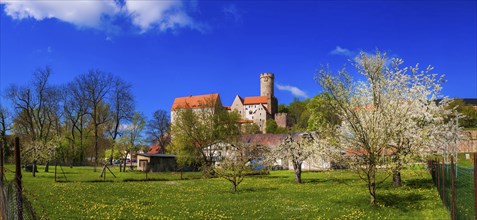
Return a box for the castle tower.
[260,73,274,97]
[260,73,277,116]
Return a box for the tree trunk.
[44,161,49,172]
[368,165,376,206]
[294,162,302,183]
[129,149,133,170]
[32,161,37,177]
[94,124,99,172]
[123,155,127,172]
[392,170,402,187]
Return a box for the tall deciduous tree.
[306,93,340,135]
[63,82,91,165]
[6,67,61,176]
[107,77,134,165]
[74,70,112,171]
[317,51,451,205]
[170,98,241,176]
[146,109,170,154]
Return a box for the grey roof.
[137,153,176,158]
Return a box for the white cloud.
[276,83,309,99]
[0,0,204,33]
[330,46,354,57]
[124,0,199,32]
[1,0,119,28]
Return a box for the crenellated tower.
[260,73,278,116]
[260,73,274,97]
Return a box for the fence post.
[474,152,477,220]
[14,137,23,220]
[437,160,440,198]
[0,142,3,184]
[442,157,445,203]
[451,157,456,220]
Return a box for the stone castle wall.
[275,113,288,128]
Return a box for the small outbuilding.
[136,153,177,172]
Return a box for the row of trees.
[0,67,171,175]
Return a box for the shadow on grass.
[239,186,279,193]
[403,178,435,189]
[302,178,357,185]
[123,178,168,182]
[378,192,425,212]
[85,179,115,183]
[251,175,288,179]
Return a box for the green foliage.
[265,119,288,134]
[4,165,448,219]
[104,148,122,161]
[306,93,340,133]
[288,98,310,130]
[265,119,278,133]
[241,123,261,134]
[446,99,477,128]
[278,104,289,113]
[170,102,241,173]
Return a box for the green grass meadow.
[3,165,449,219]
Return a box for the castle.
[171,73,287,132]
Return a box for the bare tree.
[74,70,112,171]
[106,77,134,165]
[0,105,12,182]
[6,67,61,176]
[63,83,91,166]
[146,109,170,154]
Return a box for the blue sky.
[1,0,476,119]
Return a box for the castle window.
[252,116,254,119]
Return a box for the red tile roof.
[239,119,254,124]
[224,106,231,110]
[171,93,220,110]
[243,96,268,105]
[148,145,162,154]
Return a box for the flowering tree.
[215,142,269,192]
[317,51,452,205]
[271,132,323,183]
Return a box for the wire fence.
[0,137,38,220]
[428,154,476,220]
[1,181,38,220]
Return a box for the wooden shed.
[136,153,177,172]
